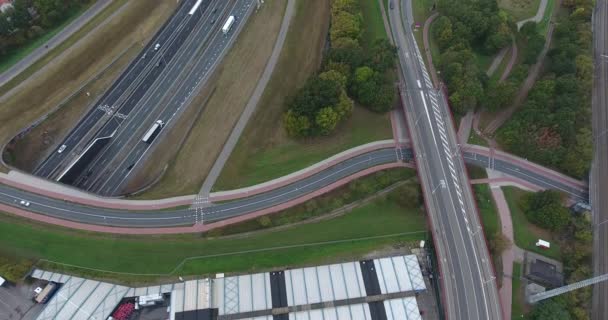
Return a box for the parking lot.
[0,280,46,320]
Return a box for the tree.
[368,39,396,72]
[330,11,361,43]
[331,0,359,14]
[482,80,516,112]
[319,69,347,89]
[334,91,354,119]
[315,107,340,135]
[529,299,571,320]
[561,127,592,177]
[523,190,570,231]
[283,110,310,137]
[524,33,545,64]
[332,36,359,49]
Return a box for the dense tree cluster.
[497,0,593,178]
[523,190,569,231]
[520,188,593,319]
[433,0,514,114]
[0,0,92,56]
[284,0,397,137]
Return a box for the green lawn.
[474,184,500,238]
[0,4,94,74]
[359,0,388,48]
[538,0,555,36]
[0,196,426,281]
[468,131,490,147]
[467,165,488,180]
[502,186,562,260]
[498,0,542,22]
[511,262,528,319]
[411,0,435,25]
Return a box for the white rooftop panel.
[36,277,84,320]
[377,257,401,294]
[303,267,321,304]
[238,275,253,312]
[251,273,270,311]
[134,286,147,297]
[161,283,174,293]
[71,282,113,320]
[31,269,43,279]
[212,277,225,314]
[404,255,426,291]
[125,287,135,297]
[317,265,335,301]
[39,271,51,281]
[89,284,129,320]
[249,317,272,320]
[391,256,413,292]
[54,279,100,320]
[183,280,198,311]
[197,279,210,310]
[403,296,423,320]
[146,285,161,295]
[343,262,365,299]
[58,274,71,283]
[171,287,185,313]
[384,298,407,320]
[49,272,62,283]
[289,303,372,320]
[308,309,323,319]
[329,264,347,300]
[287,269,307,306]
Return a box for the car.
[210,19,215,25]
[19,200,30,207]
[57,144,67,153]
[154,43,161,51]
[34,287,43,295]
[390,1,394,9]
[212,8,217,14]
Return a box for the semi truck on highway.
[142,120,164,143]
[222,15,235,34]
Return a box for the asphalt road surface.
[388,0,502,319]
[34,0,199,178]
[591,0,608,318]
[33,0,255,197]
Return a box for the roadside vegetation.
[503,187,593,319]
[497,0,593,178]
[498,0,541,22]
[283,0,397,137]
[215,0,393,191]
[0,0,95,73]
[209,168,420,236]
[511,262,526,318]
[432,0,514,115]
[0,182,426,283]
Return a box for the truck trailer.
[142,120,164,143]
[222,15,235,34]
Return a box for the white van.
[58,145,67,153]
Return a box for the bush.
[523,190,570,231]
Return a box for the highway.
[591,0,608,318]
[81,0,255,196]
[33,0,255,196]
[388,0,502,318]
[34,0,199,178]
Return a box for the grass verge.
[0,189,426,283]
[473,183,503,286]
[538,0,555,36]
[511,261,527,319]
[502,186,561,260]
[128,0,287,198]
[0,3,94,74]
[498,0,542,22]
[359,0,389,47]
[214,0,392,191]
[468,131,490,147]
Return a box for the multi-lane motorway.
[33,0,255,196]
[388,0,502,318]
[591,0,608,318]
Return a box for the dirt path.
[484,22,555,135]
[423,12,440,87]
[487,46,509,77]
[500,37,518,82]
[516,0,549,30]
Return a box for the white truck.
[222,15,235,34]
[142,120,164,143]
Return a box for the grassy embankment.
[0,184,426,283]
[502,186,561,260]
[511,261,528,319]
[214,0,392,191]
[127,0,288,197]
[0,2,95,74]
